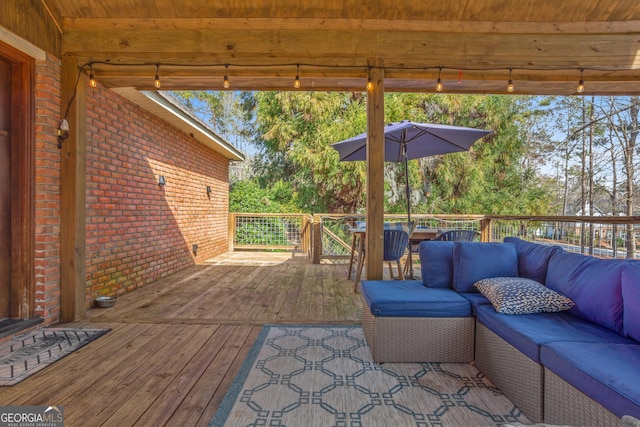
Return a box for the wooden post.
[228,212,236,251]
[60,55,87,321]
[480,217,492,242]
[365,63,385,280]
[312,214,322,264]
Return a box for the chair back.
[435,229,480,242]
[383,229,409,261]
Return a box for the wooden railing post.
[228,213,236,251]
[480,217,492,242]
[312,214,322,264]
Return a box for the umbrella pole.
[404,155,415,279]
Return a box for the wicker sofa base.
[475,321,544,423]
[361,304,474,363]
[544,367,621,427]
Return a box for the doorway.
[0,41,35,323]
[0,57,11,319]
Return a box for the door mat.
[0,328,110,386]
[211,325,529,427]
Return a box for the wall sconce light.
[192,244,198,255]
[57,119,69,149]
[158,175,166,186]
[206,186,212,197]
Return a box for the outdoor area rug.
[211,325,530,427]
[0,328,110,386]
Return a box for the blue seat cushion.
[503,237,562,284]
[361,280,471,317]
[452,242,518,293]
[476,304,635,363]
[541,342,640,418]
[622,262,640,341]
[546,250,626,334]
[419,240,455,288]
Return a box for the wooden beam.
[60,54,86,321]
[365,62,385,282]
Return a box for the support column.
[60,54,86,321]
[365,62,385,281]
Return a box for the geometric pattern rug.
[0,328,110,386]
[210,325,530,427]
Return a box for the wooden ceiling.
[43,0,640,94]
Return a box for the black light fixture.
[192,244,198,255]
[158,175,166,186]
[206,185,212,197]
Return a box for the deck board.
[0,252,364,426]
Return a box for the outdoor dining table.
[347,226,439,282]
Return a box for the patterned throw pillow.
[474,277,575,315]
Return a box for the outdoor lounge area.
[4,1,640,426]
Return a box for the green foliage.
[191,90,555,215]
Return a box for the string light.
[435,67,443,92]
[577,68,585,93]
[74,61,617,93]
[294,64,301,88]
[88,63,97,88]
[507,67,515,93]
[154,63,161,89]
[223,64,230,89]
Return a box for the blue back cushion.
[546,251,625,334]
[419,241,455,288]
[622,262,640,341]
[452,242,518,293]
[503,237,562,284]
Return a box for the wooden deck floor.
[0,252,365,426]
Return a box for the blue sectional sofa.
[359,237,640,426]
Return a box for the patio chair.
[383,229,410,280]
[354,229,409,291]
[434,229,480,242]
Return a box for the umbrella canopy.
[331,120,492,278]
[331,120,493,163]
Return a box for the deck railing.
[229,212,640,261]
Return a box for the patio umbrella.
[331,120,492,277]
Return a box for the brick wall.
[34,53,62,324]
[85,86,230,304]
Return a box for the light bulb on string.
[88,63,97,88]
[435,67,443,92]
[507,67,515,93]
[154,63,161,89]
[294,64,301,89]
[223,64,230,89]
[577,68,585,93]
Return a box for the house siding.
[34,53,62,324]
[84,85,230,304]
